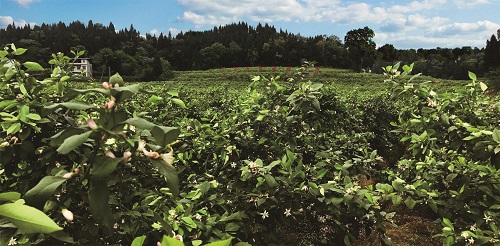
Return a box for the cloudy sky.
[1,0,499,49]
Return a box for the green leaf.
[151,126,180,148]
[13,48,27,56]
[0,192,21,202]
[20,84,28,96]
[264,174,278,187]
[151,159,179,197]
[112,84,141,102]
[88,179,113,227]
[234,243,252,246]
[26,113,41,121]
[167,90,179,97]
[181,217,197,229]
[91,156,123,180]
[131,235,147,246]
[442,218,454,231]
[171,98,186,109]
[0,49,8,58]
[6,123,21,135]
[23,62,44,72]
[493,128,500,142]
[480,82,488,92]
[0,203,62,233]
[56,131,92,154]
[60,75,71,82]
[224,222,240,232]
[24,176,67,209]
[160,235,184,246]
[205,237,233,246]
[147,95,163,104]
[124,117,156,130]
[404,197,416,209]
[44,101,93,111]
[392,178,405,192]
[468,71,477,81]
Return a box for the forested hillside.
[1,21,500,81]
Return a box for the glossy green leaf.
[442,218,454,231]
[13,48,27,56]
[112,84,140,102]
[23,62,44,72]
[480,82,488,92]
[181,217,197,229]
[91,156,123,180]
[264,174,278,188]
[24,176,67,208]
[147,95,163,104]
[56,130,92,154]
[44,101,93,111]
[0,192,21,202]
[131,235,147,246]
[171,98,186,109]
[151,125,180,148]
[468,71,477,81]
[151,159,179,197]
[124,117,156,130]
[161,235,184,246]
[6,123,21,135]
[0,203,62,233]
[404,197,416,209]
[205,237,233,246]
[89,179,113,227]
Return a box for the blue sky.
[1,0,499,49]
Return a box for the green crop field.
[1,48,499,246]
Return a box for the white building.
[71,58,93,77]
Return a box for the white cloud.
[375,32,487,49]
[15,0,40,7]
[150,29,161,36]
[453,0,491,8]
[389,0,447,13]
[168,28,181,36]
[0,16,36,28]
[428,20,499,37]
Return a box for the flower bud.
[114,83,119,88]
[123,151,132,160]
[62,172,73,179]
[102,82,109,89]
[106,100,115,109]
[105,150,116,158]
[62,208,74,221]
[74,168,80,173]
[87,118,97,130]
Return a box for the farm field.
[1,49,499,246]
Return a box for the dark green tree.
[344,26,376,71]
[484,33,500,69]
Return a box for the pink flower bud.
[114,83,119,88]
[123,151,132,160]
[62,208,74,221]
[87,118,97,130]
[62,172,73,179]
[74,168,80,173]
[102,82,109,89]
[106,100,115,109]
[157,242,161,246]
[105,150,116,158]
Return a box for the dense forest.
[1,21,500,81]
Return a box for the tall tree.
[344,26,376,71]
[484,33,500,69]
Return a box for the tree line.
[1,20,499,81]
